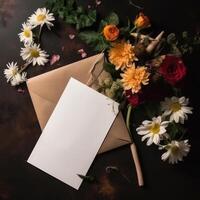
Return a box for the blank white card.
[27,78,119,190]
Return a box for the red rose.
[159,55,187,85]
[125,90,141,107]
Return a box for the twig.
[129,0,144,10]
[38,25,43,43]
[130,143,144,186]
[126,104,144,187]
[18,62,31,73]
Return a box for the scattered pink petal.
[69,34,75,40]
[78,49,84,53]
[96,0,101,6]
[50,54,60,65]
[17,88,25,94]
[61,46,65,51]
[77,49,87,58]
[88,5,91,9]
[81,52,87,58]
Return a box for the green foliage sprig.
[46,0,96,30]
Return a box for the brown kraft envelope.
[27,54,131,154]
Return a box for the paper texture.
[27,78,119,190]
[27,54,131,153]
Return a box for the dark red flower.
[125,90,141,107]
[159,55,187,85]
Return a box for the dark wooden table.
[0,0,200,199]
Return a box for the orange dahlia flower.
[121,64,150,93]
[108,40,137,70]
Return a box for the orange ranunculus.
[134,12,151,29]
[103,24,120,41]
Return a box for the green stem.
[129,26,136,34]
[19,62,31,74]
[38,25,43,43]
[126,104,133,142]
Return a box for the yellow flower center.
[171,102,181,112]
[171,145,179,155]
[12,68,18,76]
[150,123,160,134]
[30,49,39,58]
[24,29,31,38]
[37,14,46,22]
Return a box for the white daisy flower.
[28,8,55,29]
[136,116,169,146]
[10,72,27,86]
[161,96,193,124]
[4,62,27,86]
[4,62,19,82]
[18,23,33,45]
[20,43,49,66]
[160,140,190,164]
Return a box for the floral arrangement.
[3,8,55,86]
[46,0,200,164]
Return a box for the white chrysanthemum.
[18,23,33,45]
[161,96,193,124]
[136,116,169,146]
[20,43,49,66]
[160,140,190,164]
[28,8,55,29]
[4,62,27,86]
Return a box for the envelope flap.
[98,112,131,153]
[27,54,103,104]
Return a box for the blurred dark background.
[0,0,199,200]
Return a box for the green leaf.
[79,31,100,44]
[120,18,131,34]
[98,19,107,32]
[103,60,121,79]
[77,6,84,14]
[105,12,119,25]
[65,14,77,24]
[47,0,97,29]
[94,36,110,51]
[167,33,177,45]
[79,32,109,52]
[77,174,95,182]
[76,10,96,30]
[66,0,75,9]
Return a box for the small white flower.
[10,72,27,86]
[4,62,27,86]
[28,8,55,29]
[161,96,193,124]
[18,23,33,45]
[160,140,190,164]
[136,116,169,146]
[20,43,49,66]
[4,62,19,82]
